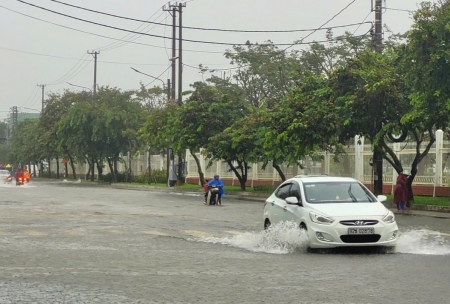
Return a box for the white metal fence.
[48,131,450,188]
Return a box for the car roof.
[289,175,358,183]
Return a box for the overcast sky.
[0,0,430,119]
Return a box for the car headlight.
[309,211,334,225]
[383,210,396,223]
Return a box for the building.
[6,112,40,139]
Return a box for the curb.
[30,181,450,218]
[110,184,266,202]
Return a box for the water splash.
[396,229,450,255]
[193,221,309,254]
[192,223,450,256]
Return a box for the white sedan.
[263,175,398,249]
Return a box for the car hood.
[308,202,387,217]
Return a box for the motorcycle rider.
[15,166,24,185]
[206,174,225,206]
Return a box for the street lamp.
[130,67,166,88]
[67,82,93,94]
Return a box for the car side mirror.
[286,196,302,206]
[377,195,387,202]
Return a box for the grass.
[385,194,450,207]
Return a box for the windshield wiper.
[348,184,357,202]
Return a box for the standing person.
[206,174,225,206]
[203,179,209,204]
[394,171,409,211]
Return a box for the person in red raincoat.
[394,172,409,211]
[15,166,24,184]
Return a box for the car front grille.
[340,235,381,243]
[339,220,379,226]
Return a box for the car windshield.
[303,181,376,203]
[0,170,9,174]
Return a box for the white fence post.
[434,129,444,196]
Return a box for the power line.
[47,53,88,85]
[49,0,371,34]
[98,11,167,51]
[16,0,371,46]
[144,66,172,87]
[384,7,413,13]
[285,0,358,51]
[0,5,223,54]
[353,11,372,35]
[49,58,93,86]
[0,46,236,69]
[21,87,40,108]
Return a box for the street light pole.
[130,67,172,187]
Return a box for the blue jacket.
[207,179,225,197]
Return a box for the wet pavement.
[0,180,449,303]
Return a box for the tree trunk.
[128,151,132,183]
[48,159,51,178]
[227,160,247,191]
[39,161,44,177]
[56,158,60,179]
[66,151,77,179]
[85,157,91,180]
[177,152,185,185]
[113,159,118,183]
[191,151,205,185]
[90,158,95,181]
[64,162,68,179]
[147,148,152,184]
[107,158,115,183]
[273,161,286,181]
[96,160,103,180]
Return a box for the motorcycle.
[16,176,24,186]
[206,185,220,206]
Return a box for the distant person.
[207,174,225,206]
[23,169,30,182]
[394,171,409,211]
[203,179,209,204]
[15,166,24,183]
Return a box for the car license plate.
[348,227,374,235]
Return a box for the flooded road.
[0,181,449,303]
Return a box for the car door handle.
[283,206,287,211]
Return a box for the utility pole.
[11,106,18,132]
[166,79,171,186]
[372,0,383,195]
[37,84,46,113]
[178,2,186,106]
[163,2,186,185]
[87,51,100,95]
[163,5,177,101]
[87,50,99,181]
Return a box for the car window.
[289,182,301,201]
[275,183,291,200]
[303,181,376,203]
[0,170,9,174]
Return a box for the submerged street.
[0,181,449,303]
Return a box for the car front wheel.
[264,219,271,230]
